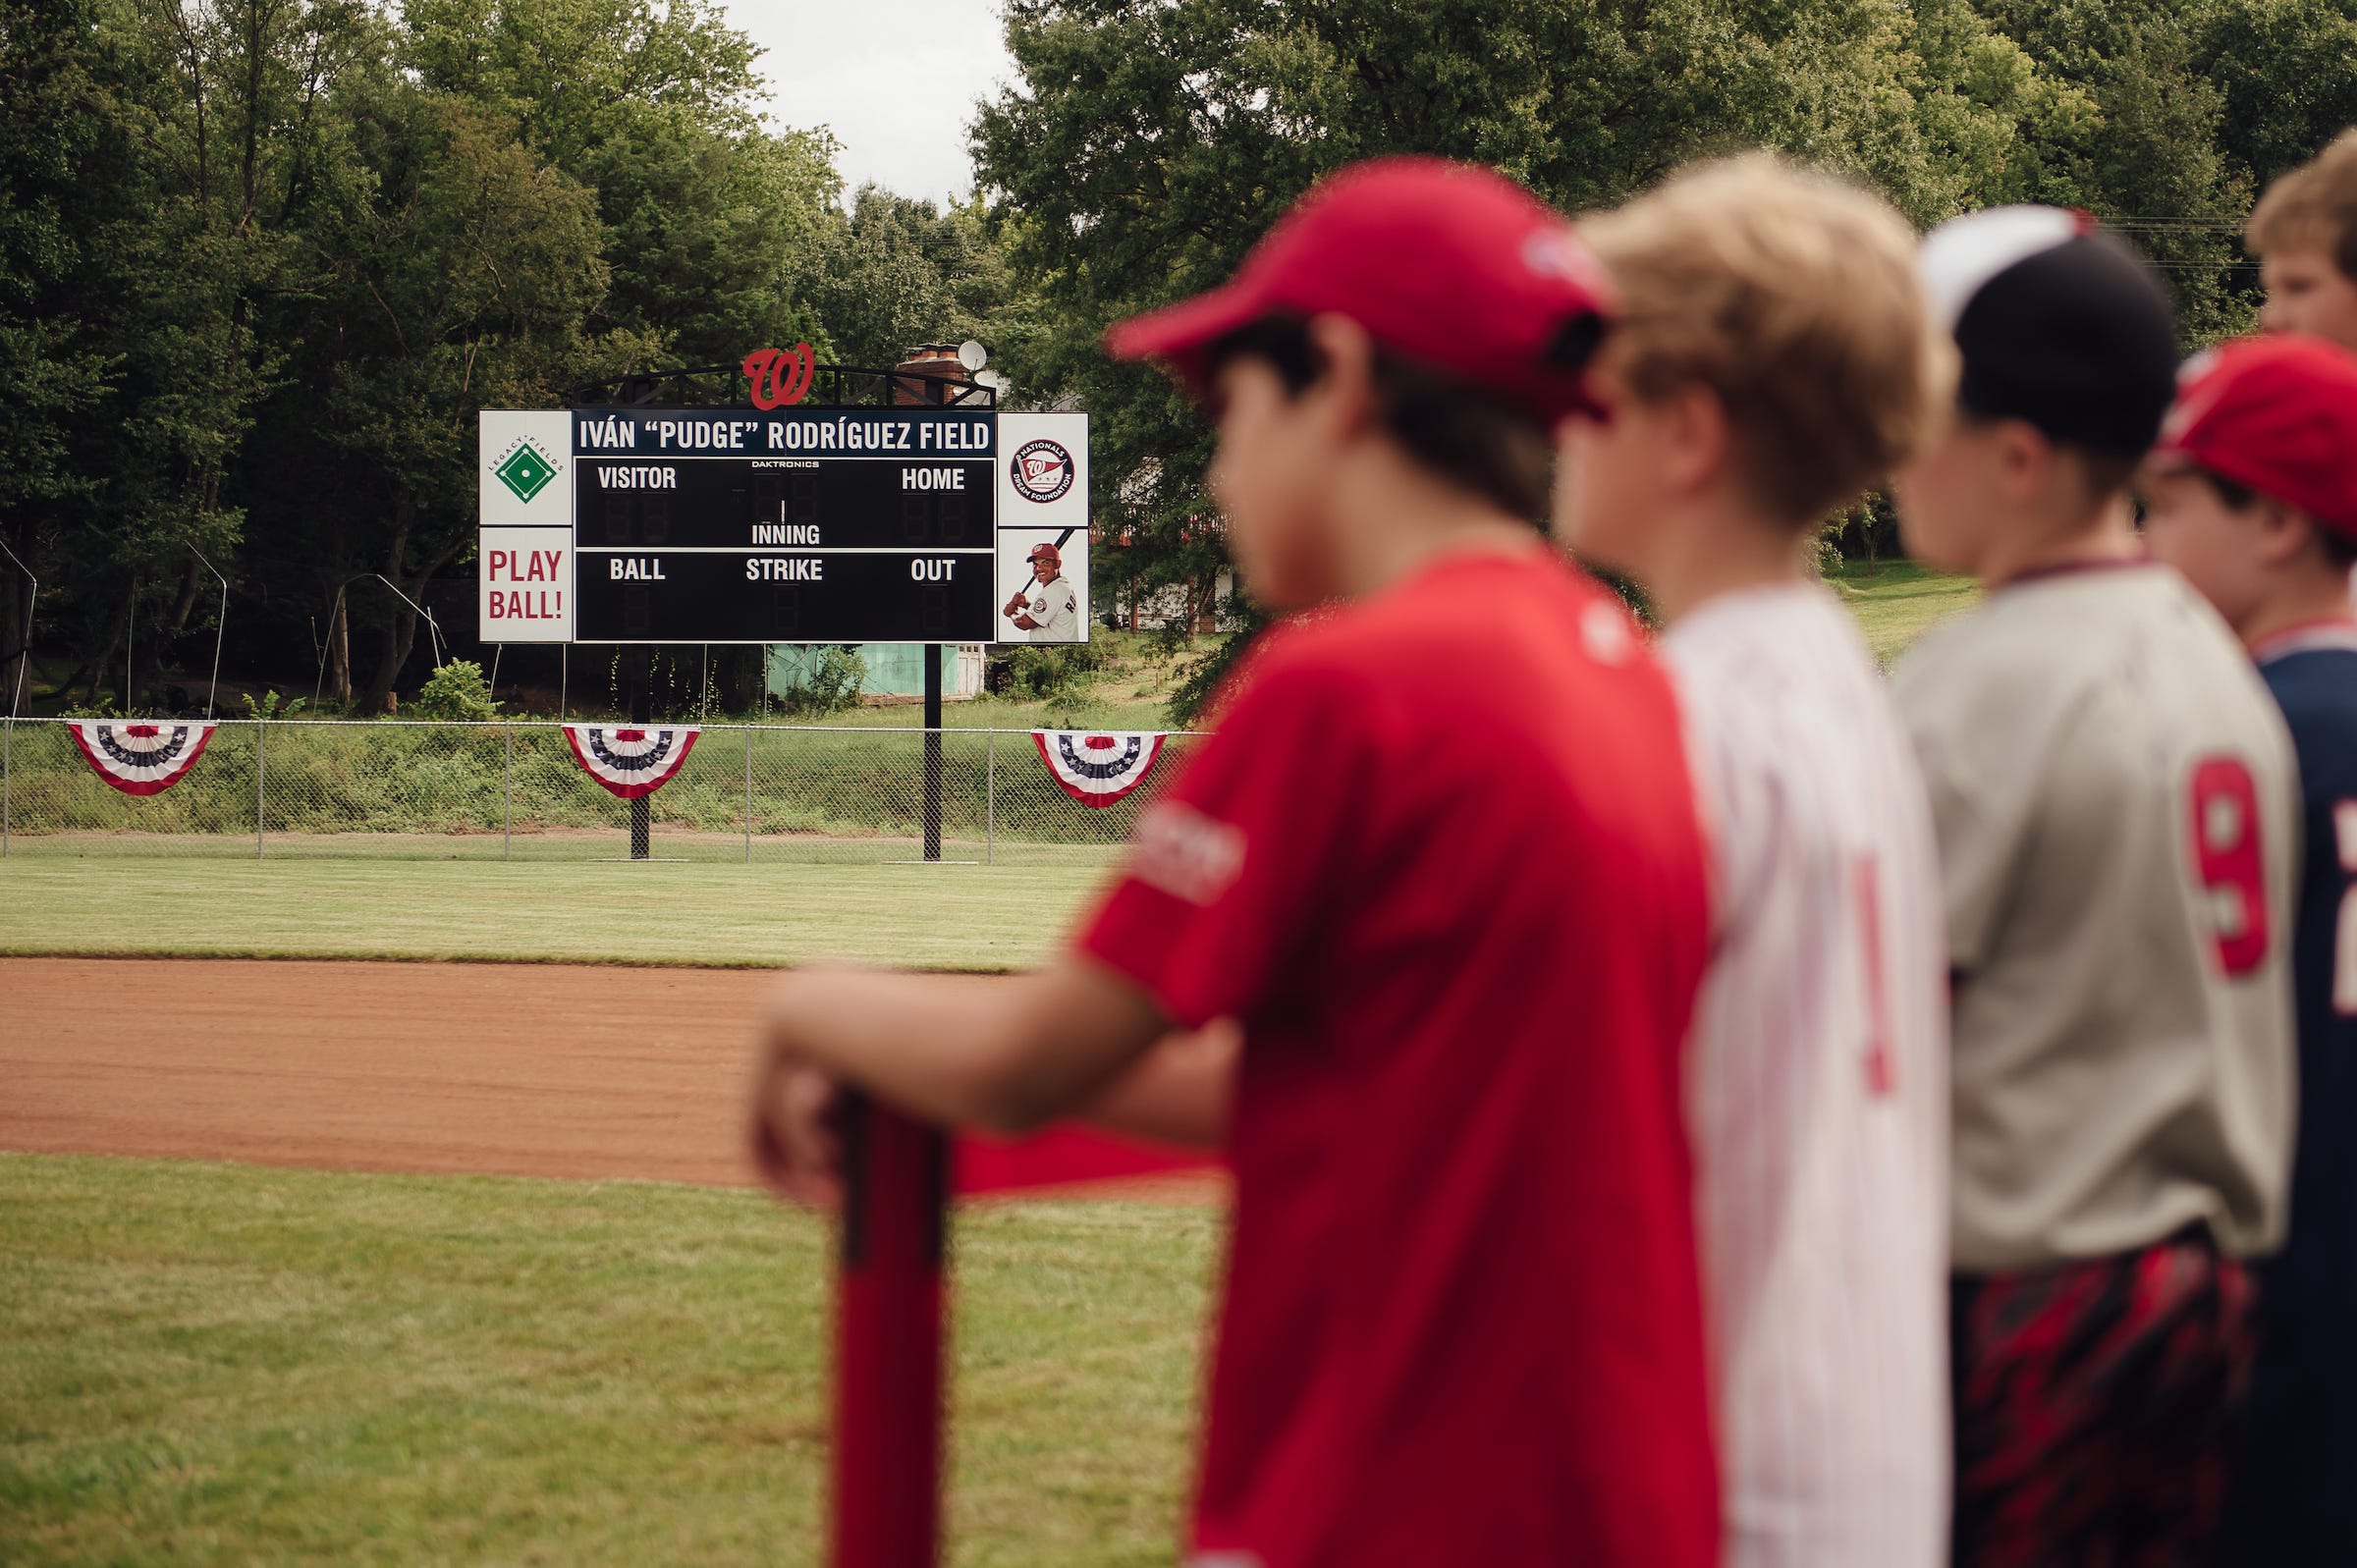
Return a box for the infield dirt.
[6,957,777,1184]
[2,956,1224,1201]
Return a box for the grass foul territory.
[1825,561,1982,667]
[0,860,1107,970]
[0,1154,1216,1567]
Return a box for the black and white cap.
[1918,206,2180,456]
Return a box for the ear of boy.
[1647,382,1732,497]
[2240,503,2357,639]
[1898,414,2140,581]
[1217,312,1548,608]
[1559,376,1797,622]
[2256,499,2332,571]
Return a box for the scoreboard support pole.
[833,1090,950,1568]
[628,646,651,860]
[922,648,944,863]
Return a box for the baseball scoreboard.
[476,406,1090,644]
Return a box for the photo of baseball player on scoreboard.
[997,527,1089,642]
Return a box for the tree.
[2196,0,2357,190]
[242,85,631,711]
[972,0,2079,701]
[0,0,113,711]
[1978,0,2259,340]
[21,0,387,712]
[802,187,1031,368]
[405,0,841,366]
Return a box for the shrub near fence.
[0,720,1200,865]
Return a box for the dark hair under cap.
[1946,228,2181,456]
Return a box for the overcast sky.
[716,1,1017,205]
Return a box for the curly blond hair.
[1581,153,1954,524]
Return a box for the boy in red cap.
[749,157,1722,1567]
[2142,333,2357,1568]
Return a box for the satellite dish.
[957,339,988,371]
[974,367,1011,392]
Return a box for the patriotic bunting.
[1032,730,1166,807]
[562,724,699,798]
[69,721,217,796]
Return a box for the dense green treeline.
[979,0,2357,663]
[0,0,1022,717]
[6,0,2356,718]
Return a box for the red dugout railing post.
[833,1091,950,1568]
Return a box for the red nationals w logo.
[742,344,816,409]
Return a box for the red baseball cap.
[2155,333,2357,538]
[1026,541,1061,566]
[1103,156,1617,421]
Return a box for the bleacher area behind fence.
[0,719,1201,865]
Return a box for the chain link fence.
[0,719,1202,865]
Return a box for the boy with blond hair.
[2142,332,2357,1566]
[1892,208,2298,1565]
[751,157,1723,1567]
[2248,130,2357,350]
[1562,153,1953,1568]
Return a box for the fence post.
[985,730,995,866]
[921,650,943,863]
[629,647,651,860]
[743,724,753,865]
[504,722,514,863]
[2,716,11,859]
[254,718,266,859]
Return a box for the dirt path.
[0,956,1224,1200]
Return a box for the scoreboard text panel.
[476,406,1089,645]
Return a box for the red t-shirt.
[1076,550,1720,1568]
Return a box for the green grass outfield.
[0,859,1107,969]
[1825,560,1981,666]
[0,1154,1217,1567]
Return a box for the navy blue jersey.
[2224,622,2357,1567]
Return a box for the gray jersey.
[1892,564,2298,1273]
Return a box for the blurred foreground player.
[2142,334,2357,1567]
[2247,130,2357,351]
[749,157,1722,1568]
[1891,207,2298,1567]
[1562,153,1952,1568]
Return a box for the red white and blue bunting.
[69,721,217,796]
[1032,730,1166,807]
[562,725,699,799]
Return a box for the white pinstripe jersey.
[1664,584,1950,1568]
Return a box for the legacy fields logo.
[492,437,562,504]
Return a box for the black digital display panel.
[572,549,994,643]
[565,408,1000,644]
[576,458,994,551]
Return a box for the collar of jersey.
[1992,556,2162,593]
[2251,616,2357,666]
